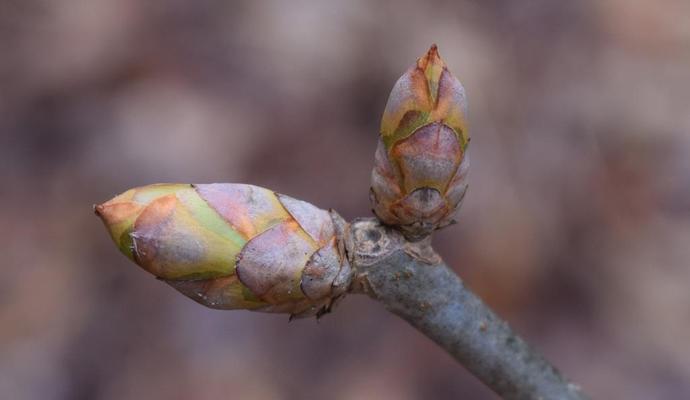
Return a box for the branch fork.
[95,46,589,400]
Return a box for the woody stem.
[347,218,589,400]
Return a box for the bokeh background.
[2,1,690,399]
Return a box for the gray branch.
[346,218,589,400]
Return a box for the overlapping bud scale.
[371,45,469,239]
[95,183,351,317]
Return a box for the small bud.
[371,45,469,239]
[95,183,351,318]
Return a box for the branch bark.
[346,218,589,400]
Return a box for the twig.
[347,218,589,400]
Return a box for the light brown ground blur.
[2,1,690,399]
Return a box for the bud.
[95,183,351,318]
[371,45,469,240]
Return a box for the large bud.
[371,45,469,240]
[95,183,351,318]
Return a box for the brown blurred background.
[2,1,690,399]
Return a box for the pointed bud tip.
[93,202,115,222]
[418,44,444,70]
[93,200,118,222]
